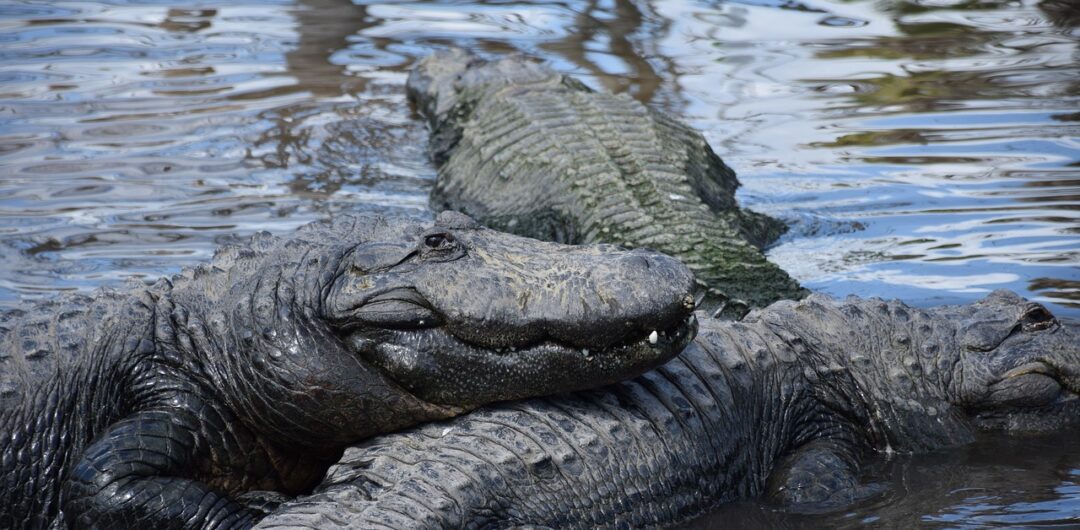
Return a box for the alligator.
[257,290,1079,529]
[0,211,698,530]
[407,48,807,316]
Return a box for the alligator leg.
[62,408,258,530]
[764,439,885,512]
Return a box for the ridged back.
[0,291,127,406]
[433,78,804,309]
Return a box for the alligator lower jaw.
[344,313,697,406]
[970,394,1080,433]
[348,312,698,362]
[473,312,698,360]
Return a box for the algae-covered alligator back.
[407,48,806,315]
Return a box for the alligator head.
[946,290,1079,433]
[761,291,1079,454]
[324,210,698,404]
[193,211,696,447]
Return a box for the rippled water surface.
[1,0,1078,526]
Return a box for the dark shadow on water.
[689,428,1080,528]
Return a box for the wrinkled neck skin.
[749,296,976,458]
[162,244,461,450]
[0,291,160,527]
[0,251,461,524]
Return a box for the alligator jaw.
[347,312,698,406]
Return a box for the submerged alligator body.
[407,49,806,315]
[258,290,1080,529]
[0,211,697,530]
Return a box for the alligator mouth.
[970,361,1080,432]
[338,286,698,361]
[983,362,1075,404]
[346,311,698,363]
[471,312,698,360]
[971,394,1080,433]
[345,312,697,404]
[999,361,1078,395]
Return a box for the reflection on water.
[644,0,1079,315]
[1,0,1078,525]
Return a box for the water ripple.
[0,0,1078,526]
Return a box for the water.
[690,428,1080,529]
[0,0,1077,526]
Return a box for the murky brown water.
[1,0,1078,526]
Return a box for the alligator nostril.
[628,255,651,270]
[682,294,696,312]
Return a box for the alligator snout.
[543,248,697,350]
[428,238,698,353]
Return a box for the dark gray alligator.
[257,290,1080,529]
[0,211,698,530]
[407,49,807,316]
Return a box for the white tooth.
[582,348,590,356]
[648,330,658,345]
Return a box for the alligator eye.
[418,230,464,262]
[424,232,455,250]
[1020,304,1056,332]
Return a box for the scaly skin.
[257,290,1080,529]
[0,211,698,530]
[407,48,807,315]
